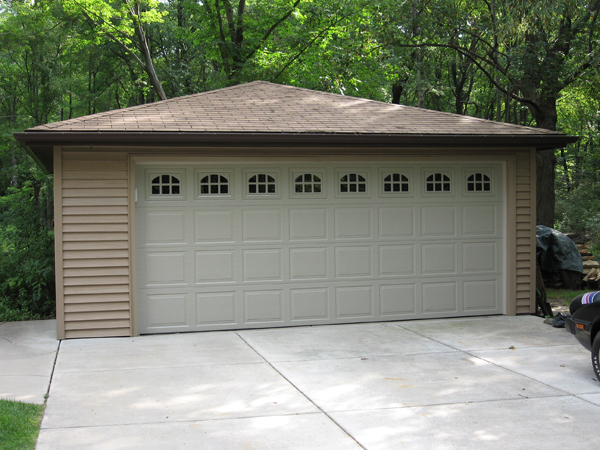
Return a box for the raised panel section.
[336,286,373,318]
[291,288,329,321]
[422,282,457,313]
[195,251,235,283]
[421,243,456,275]
[335,208,371,239]
[243,209,281,241]
[145,252,186,285]
[244,290,283,323]
[464,280,497,311]
[335,246,372,278]
[463,242,497,273]
[290,248,327,280]
[463,205,497,236]
[243,249,282,281]
[195,211,235,243]
[379,207,414,238]
[145,211,186,244]
[421,206,456,237]
[380,284,416,315]
[196,292,236,325]
[145,293,188,328]
[379,245,415,276]
[289,209,327,240]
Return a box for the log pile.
[564,233,600,289]
[578,243,600,288]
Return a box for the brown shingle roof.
[30,81,560,136]
[15,81,578,173]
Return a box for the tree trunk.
[133,21,167,101]
[391,79,404,104]
[11,147,18,188]
[536,149,556,227]
[527,96,559,227]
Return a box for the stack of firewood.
[579,242,600,288]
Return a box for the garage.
[14,81,577,339]
[135,160,504,333]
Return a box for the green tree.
[63,0,170,99]
[555,71,600,242]
[0,1,58,319]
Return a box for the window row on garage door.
[139,165,499,202]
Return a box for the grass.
[0,399,44,450]
[546,288,589,306]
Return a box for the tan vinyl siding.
[514,151,536,314]
[60,150,132,338]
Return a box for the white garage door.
[135,160,505,334]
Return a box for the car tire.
[592,332,600,382]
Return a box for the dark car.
[565,292,600,381]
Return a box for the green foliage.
[555,72,600,247]
[0,399,44,450]
[0,179,55,322]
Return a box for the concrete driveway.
[3,316,600,449]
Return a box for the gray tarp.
[536,225,583,273]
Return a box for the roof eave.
[14,131,579,174]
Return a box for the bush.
[0,181,55,321]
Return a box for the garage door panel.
[379,284,416,316]
[289,208,328,240]
[145,211,187,244]
[244,290,284,323]
[463,280,498,311]
[335,208,372,239]
[196,292,237,325]
[378,245,415,276]
[421,243,457,275]
[463,242,498,273]
[335,286,373,318]
[143,292,190,330]
[243,249,282,281]
[378,207,415,238]
[290,288,329,321]
[194,210,236,243]
[421,206,456,237]
[242,209,282,242]
[335,246,372,278]
[422,282,458,314]
[290,248,328,280]
[195,250,236,283]
[463,205,498,236]
[145,252,187,286]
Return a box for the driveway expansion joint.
[40,411,325,430]
[235,331,368,450]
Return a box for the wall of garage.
[53,147,536,339]
[514,151,537,314]
[54,149,132,339]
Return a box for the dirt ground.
[550,300,571,315]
